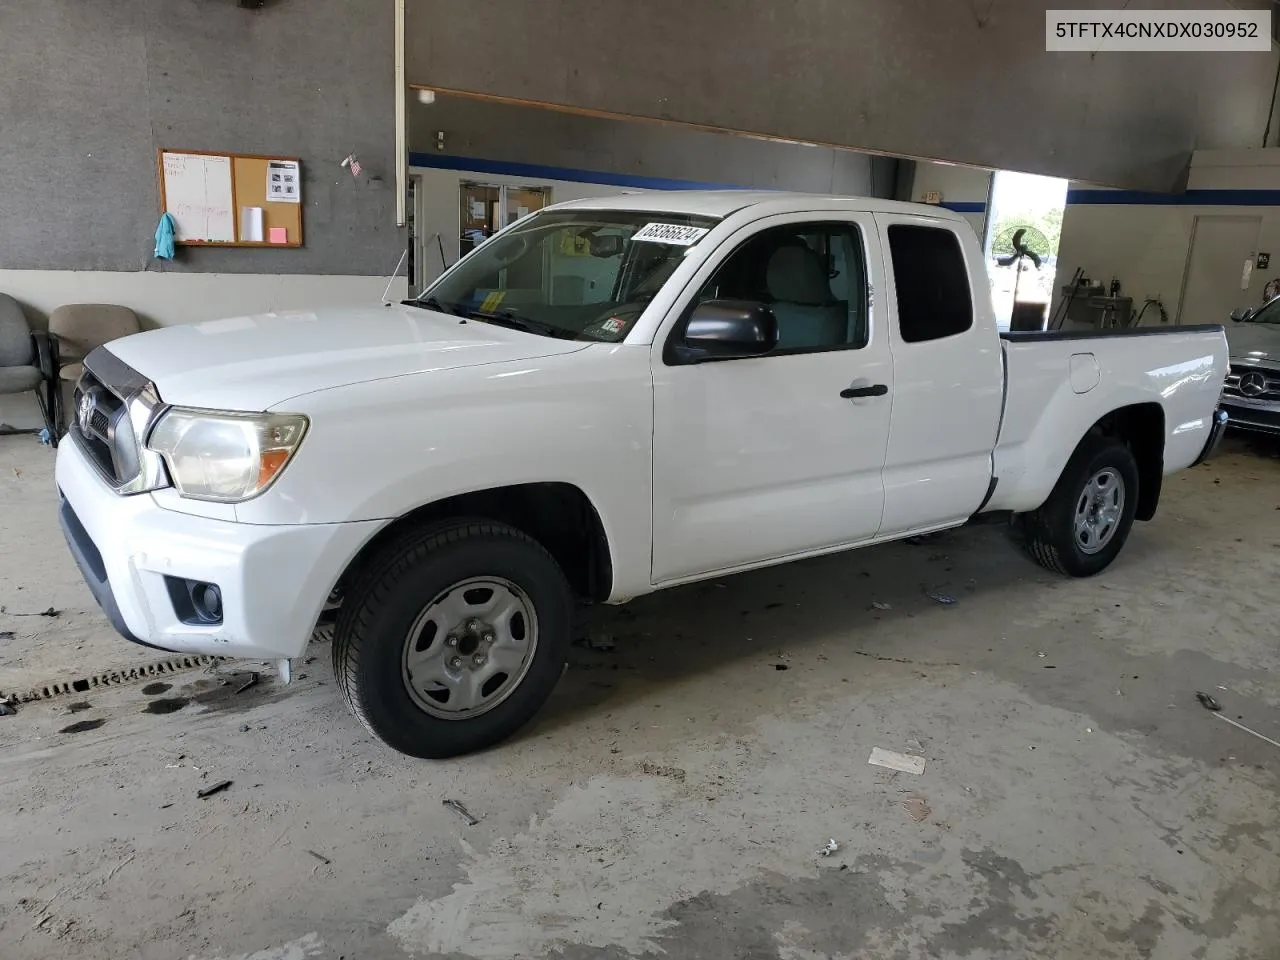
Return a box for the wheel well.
[1088,403,1165,521]
[335,483,613,603]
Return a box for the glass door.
[504,186,551,227]
[459,182,501,257]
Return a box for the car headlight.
[146,408,308,502]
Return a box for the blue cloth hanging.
[154,212,177,260]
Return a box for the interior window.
[692,222,869,351]
[887,224,974,343]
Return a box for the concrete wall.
[410,96,896,199]
[406,0,1280,192]
[897,161,994,242]
[408,94,903,287]
[0,1,403,328]
[1055,149,1280,324]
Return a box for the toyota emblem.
[1239,370,1268,398]
[77,391,94,435]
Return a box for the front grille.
[1223,364,1280,401]
[72,371,130,484]
[69,349,160,493]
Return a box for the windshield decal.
[478,290,507,312]
[631,222,710,246]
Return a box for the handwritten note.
[162,153,234,243]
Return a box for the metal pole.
[394,0,407,227]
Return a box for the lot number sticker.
[631,222,710,245]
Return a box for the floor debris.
[306,850,332,865]
[575,631,617,652]
[197,780,233,799]
[638,761,687,782]
[0,630,14,640]
[870,601,891,611]
[442,798,480,825]
[819,838,839,857]
[1196,691,1280,749]
[0,698,16,717]
[235,672,260,695]
[868,747,926,775]
[926,592,957,605]
[902,797,931,822]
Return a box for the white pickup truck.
[56,192,1229,758]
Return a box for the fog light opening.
[193,583,222,623]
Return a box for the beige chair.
[48,304,141,381]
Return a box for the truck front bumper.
[55,437,382,660]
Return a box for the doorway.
[984,170,1068,330]
[1176,215,1262,325]
[458,182,551,257]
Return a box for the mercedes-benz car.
[1223,296,1280,436]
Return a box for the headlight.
[146,408,308,502]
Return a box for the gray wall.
[0,0,402,275]
[407,0,1280,192]
[410,96,898,195]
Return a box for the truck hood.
[103,305,590,410]
[1226,321,1280,365]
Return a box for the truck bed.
[986,324,1228,514]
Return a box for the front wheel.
[1020,435,1140,577]
[332,520,572,758]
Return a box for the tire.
[332,519,572,759]
[1020,434,1140,578]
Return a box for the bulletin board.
[157,149,304,248]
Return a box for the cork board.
[158,149,304,248]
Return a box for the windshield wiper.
[404,296,465,316]
[467,309,583,340]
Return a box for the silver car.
[1223,297,1280,436]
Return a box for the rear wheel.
[1021,435,1140,577]
[333,520,572,758]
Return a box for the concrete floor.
[1,433,1278,960]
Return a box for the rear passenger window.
[887,225,973,343]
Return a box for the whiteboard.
[161,152,235,243]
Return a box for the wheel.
[332,519,572,758]
[1020,434,1140,577]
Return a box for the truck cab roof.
[550,190,968,222]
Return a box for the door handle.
[840,384,888,399]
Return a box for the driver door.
[650,213,892,584]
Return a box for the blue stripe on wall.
[408,152,990,211]
[408,152,744,192]
[1067,188,1280,206]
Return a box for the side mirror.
[1229,307,1253,322]
[669,300,778,364]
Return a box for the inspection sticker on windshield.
[631,222,710,245]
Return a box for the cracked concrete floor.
[0,434,1278,960]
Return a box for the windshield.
[1250,297,1280,323]
[415,208,721,341]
